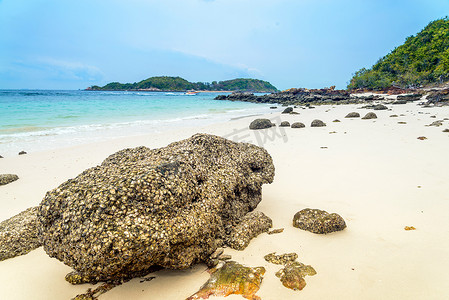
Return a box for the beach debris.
[249,118,274,130]
[187,261,265,300]
[329,131,337,134]
[72,282,118,300]
[398,121,407,124]
[333,119,341,122]
[345,112,360,118]
[404,226,416,231]
[0,207,41,261]
[291,122,305,128]
[390,114,399,117]
[210,248,224,260]
[264,252,298,265]
[267,228,284,235]
[218,254,232,261]
[362,112,377,119]
[320,147,328,149]
[0,174,19,186]
[225,211,272,251]
[279,121,290,127]
[311,119,326,127]
[293,208,346,234]
[275,261,316,291]
[38,134,275,283]
[282,107,293,114]
[417,136,427,140]
[18,151,27,155]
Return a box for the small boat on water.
[185,91,199,95]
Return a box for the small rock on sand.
[362,112,377,119]
[293,208,346,234]
[291,122,305,128]
[311,119,326,127]
[345,112,360,118]
[249,119,273,130]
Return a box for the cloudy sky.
[1,0,448,90]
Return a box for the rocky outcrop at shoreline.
[215,88,352,105]
[38,134,275,283]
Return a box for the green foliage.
[89,77,278,92]
[348,17,449,90]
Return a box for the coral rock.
[0,174,19,186]
[293,208,346,234]
[264,252,298,265]
[226,211,272,251]
[0,207,41,261]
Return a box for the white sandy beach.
[1,101,449,300]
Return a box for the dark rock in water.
[249,119,273,130]
[292,208,346,234]
[345,112,360,118]
[270,106,277,109]
[397,93,422,101]
[282,107,293,114]
[311,119,326,127]
[225,211,272,251]
[291,122,305,128]
[18,151,27,155]
[362,112,377,119]
[279,121,290,127]
[264,252,298,265]
[275,261,316,291]
[187,261,265,300]
[38,134,275,283]
[0,174,19,186]
[0,207,41,261]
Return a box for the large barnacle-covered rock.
[38,134,274,283]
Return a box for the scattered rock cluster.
[38,134,275,283]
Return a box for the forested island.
[87,77,278,93]
[348,17,449,90]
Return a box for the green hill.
[88,76,278,92]
[348,17,449,90]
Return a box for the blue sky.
[0,0,448,90]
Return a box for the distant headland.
[86,76,278,93]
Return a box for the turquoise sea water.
[0,90,273,156]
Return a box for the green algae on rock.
[0,174,19,186]
[38,134,274,283]
[0,207,41,261]
[275,261,316,291]
[187,261,265,300]
[264,252,298,265]
[293,208,346,234]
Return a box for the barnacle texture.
[293,208,346,234]
[38,134,274,283]
[0,207,41,261]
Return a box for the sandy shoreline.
[1,101,449,299]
